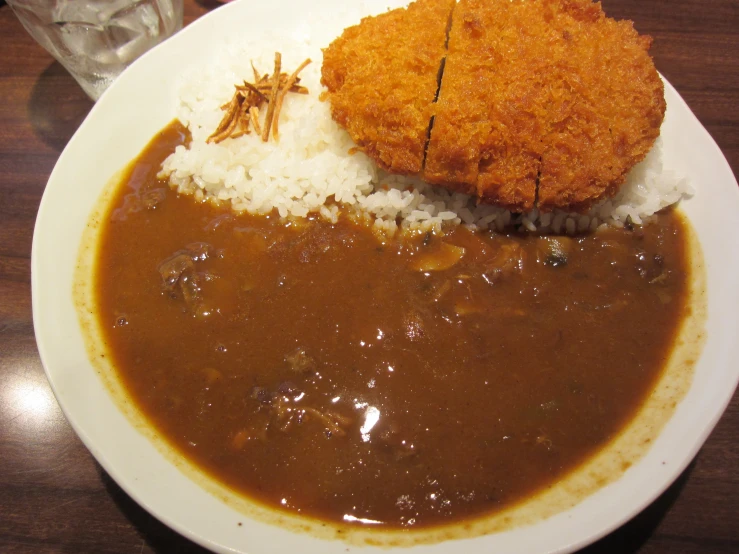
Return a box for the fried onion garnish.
[206,53,311,144]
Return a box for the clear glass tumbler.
[7,0,184,101]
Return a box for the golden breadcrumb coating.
[321,0,455,175]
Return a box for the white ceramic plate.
[32,1,739,553]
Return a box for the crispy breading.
[321,0,455,175]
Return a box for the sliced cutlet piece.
[472,0,556,212]
[425,0,544,211]
[534,0,665,212]
[422,0,494,196]
[321,0,456,175]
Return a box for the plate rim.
[31,0,739,552]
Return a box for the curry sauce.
[94,121,689,528]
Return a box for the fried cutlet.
[323,0,665,213]
[321,0,455,175]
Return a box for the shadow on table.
[195,0,226,10]
[98,458,695,553]
[98,466,208,553]
[27,61,93,153]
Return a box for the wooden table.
[1,0,737,552]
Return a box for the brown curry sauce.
[94,121,689,528]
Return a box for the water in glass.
[8,0,184,100]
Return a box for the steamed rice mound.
[159,39,690,237]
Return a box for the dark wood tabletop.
[1,0,737,552]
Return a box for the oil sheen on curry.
[95,122,689,529]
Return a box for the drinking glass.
[7,0,184,101]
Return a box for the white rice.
[160,38,691,236]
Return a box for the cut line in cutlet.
[421,3,455,173]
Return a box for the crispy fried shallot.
[206,53,311,144]
[272,58,312,140]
